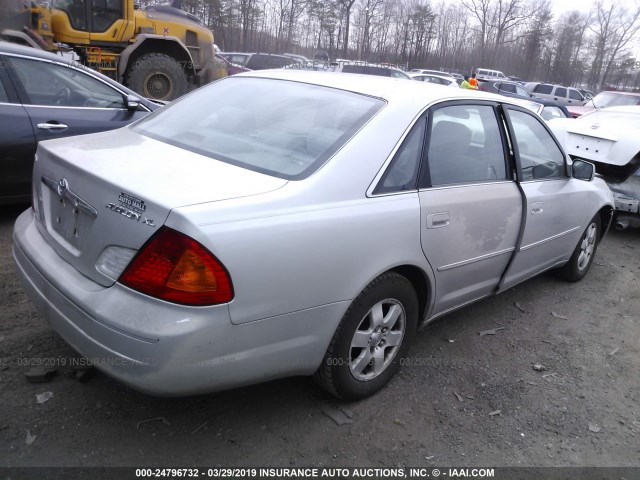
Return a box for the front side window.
[9,57,125,108]
[91,0,123,32]
[499,83,516,93]
[133,77,384,179]
[516,85,530,97]
[425,104,507,186]
[53,0,88,30]
[507,109,565,180]
[568,89,584,101]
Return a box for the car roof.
[408,72,454,81]
[0,41,73,62]
[234,69,530,109]
[480,79,521,85]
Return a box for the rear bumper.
[13,209,346,396]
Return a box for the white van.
[476,68,507,80]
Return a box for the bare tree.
[587,0,640,90]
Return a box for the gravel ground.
[1,204,639,468]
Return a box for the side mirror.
[126,94,141,111]
[572,159,595,181]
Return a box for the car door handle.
[427,212,450,229]
[37,122,69,130]
[531,202,544,215]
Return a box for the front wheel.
[314,272,418,400]
[557,214,601,282]
[125,53,188,101]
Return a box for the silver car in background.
[13,71,614,399]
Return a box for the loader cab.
[53,0,124,33]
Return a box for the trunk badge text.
[105,192,155,227]
[41,176,98,218]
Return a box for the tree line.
[148,0,640,92]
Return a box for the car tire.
[557,214,601,282]
[126,53,188,101]
[314,272,418,400]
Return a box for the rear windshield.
[591,91,640,108]
[133,77,384,179]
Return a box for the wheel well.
[124,39,194,78]
[389,265,431,322]
[598,205,614,239]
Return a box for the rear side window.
[375,118,425,194]
[133,77,384,180]
[507,109,565,180]
[541,106,567,121]
[426,104,506,186]
[534,84,553,94]
[499,83,516,93]
[554,87,567,98]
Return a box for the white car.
[408,72,459,88]
[549,106,640,229]
[13,71,614,399]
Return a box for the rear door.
[553,86,569,105]
[0,56,36,204]
[418,101,522,316]
[5,55,148,144]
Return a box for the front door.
[6,55,144,145]
[0,58,36,204]
[500,106,585,288]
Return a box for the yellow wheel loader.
[0,0,226,100]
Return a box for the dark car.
[340,64,411,79]
[534,98,571,122]
[215,53,250,76]
[219,52,297,70]
[0,42,161,205]
[477,79,569,121]
[477,79,535,99]
[523,82,586,107]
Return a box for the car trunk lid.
[31,128,288,287]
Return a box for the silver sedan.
[13,70,614,399]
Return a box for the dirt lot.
[1,204,639,468]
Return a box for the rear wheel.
[314,272,418,399]
[125,53,188,101]
[557,214,601,282]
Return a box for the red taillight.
[119,227,234,306]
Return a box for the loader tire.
[126,53,188,101]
